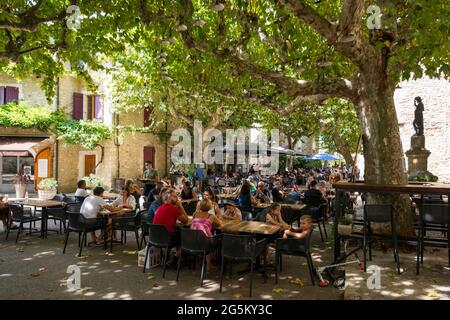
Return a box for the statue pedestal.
[405,135,434,178]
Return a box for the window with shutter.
[4,86,19,104]
[86,95,94,120]
[73,93,84,120]
[143,146,156,168]
[94,95,103,121]
[0,86,4,104]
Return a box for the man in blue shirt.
[146,187,168,223]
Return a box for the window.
[73,93,103,121]
[0,86,19,104]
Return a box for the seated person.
[191,199,222,271]
[111,187,136,210]
[271,182,285,203]
[75,180,89,198]
[198,188,222,219]
[237,182,258,210]
[283,215,312,239]
[125,180,142,208]
[153,188,189,267]
[147,187,169,224]
[302,180,326,208]
[80,187,122,244]
[147,181,164,203]
[222,202,242,221]
[180,181,198,201]
[265,203,289,230]
[0,196,13,230]
[248,177,257,194]
[255,182,270,203]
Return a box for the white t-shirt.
[75,188,89,197]
[111,195,136,210]
[80,195,106,219]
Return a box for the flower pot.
[38,190,57,200]
[14,183,26,199]
[338,224,353,236]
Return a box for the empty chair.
[363,204,400,274]
[47,200,68,234]
[6,204,41,243]
[219,234,267,297]
[416,203,450,274]
[143,224,180,278]
[281,206,301,228]
[110,210,145,252]
[275,228,315,285]
[62,209,106,256]
[176,228,222,286]
[182,200,198,216]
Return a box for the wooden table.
[221,220,280,235]
[13,199,65,238]
[280,203,307,211]
[100,208,133,217]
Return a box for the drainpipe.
[165,121,168,177]
[55,77,60,182]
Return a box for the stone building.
[0,72,167,193]
[395,76,450,183]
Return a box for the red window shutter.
[0,86,4,104]
[4,86,19,103]
[73,93,84,120]
[143,146,155,166]
[143,107,152,127]
[94,95,103,121]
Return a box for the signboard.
[37,159,48,178]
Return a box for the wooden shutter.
[143,107,152,127]
[73,93,84,120]
[0,86,4,104]
[4,86,19,103]
[143,146,155,167]
[94,95,103,121]
[84,155,96,176]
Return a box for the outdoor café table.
[99,208,134,249]
[280,203,307,211]
[13,199,65,239]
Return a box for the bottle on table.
[25,192,29,202]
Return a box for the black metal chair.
[275,228,315,285]
[47,197,68,234]
[6,204,41,243]
[176,228,222,286]
[143,224,180,278]
[363,204,400,274]
[302,204,327,242]
[110,210,145,252]
[182,200,199,216]
[281,206,301,228]
[75,196,86,203]
[416,203,450,275]
[62,210,106,256]
[219,234,267,297]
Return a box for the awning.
[0,136,55,157]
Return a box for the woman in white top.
[112,187,136,210]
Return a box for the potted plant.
[82,174,105,189]
[338,212,354,236]
[37,178,58,200]
[13,173,28,199]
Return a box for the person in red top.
[153,188,189,267]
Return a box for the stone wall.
[394,76,450,183]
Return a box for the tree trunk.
[355,68,415,237]
[331,130,354,166]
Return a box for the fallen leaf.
[272,288,284,293]
[290,278,304,287]
[77,287,93,293]
[425,290,440,298]
[147,275,155,280]
[233,293,244,299]
[31,272,40,277]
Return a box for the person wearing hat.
[222,202,242,221]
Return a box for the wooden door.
[84,155,96,176]
[34,148,52,190]
[143,146,155,168]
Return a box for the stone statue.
[413,96,424,136]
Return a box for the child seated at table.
[191,199,222,271]
[282,215,312,239]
